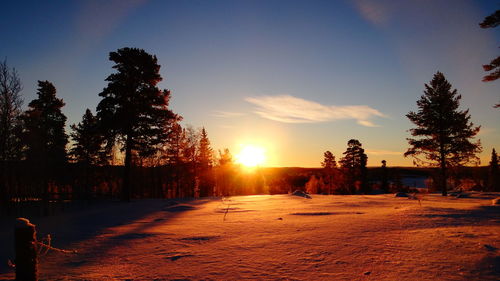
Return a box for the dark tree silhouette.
[480,10,500,28]
[219,148,233,166]
[339,139,368,194]
[321,151,337,194]
[489,148,499,191]
[479,10,500,84]
[23,81,68,164]
[405,72,482,196]
[216,148,234,196]
[96,47,178,201]
[380,160,389,193]
[197,127,214,197]
[165,122,184,165]
[22,81,68,204]
[70,109,107,165]
[0,59,23,161]
[321,151,336,169]
[197,128,213,170]
[70,108,110,199]
[181,126,198,197]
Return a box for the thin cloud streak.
[366,149,402,156]
[245,95,386,127]
[212,110,246,118]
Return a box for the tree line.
[0,48,298,211]
[0,48,226,209]
[314,71,498,196]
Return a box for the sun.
[236,145,266,167]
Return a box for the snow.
[1,193,499,280]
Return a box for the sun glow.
[236,145,266,167]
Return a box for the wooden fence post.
[15,218,37,281]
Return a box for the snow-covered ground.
[1,193,499,280]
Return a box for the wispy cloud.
[75,0,147,47]
[353,0,392,26]
[245,95,385,127]
[366,149,402,156]
[212,110,246,118]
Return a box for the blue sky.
[1,0,499,167]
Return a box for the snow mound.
[292,190,312,199]
[394,192,408,197]
[15,217,35,228]
[492,198,500,205]
[456,192,471,198]
[483,244,498,252]
[164,205,196,212]
[166,253,194,261]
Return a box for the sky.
[0,0,499,167]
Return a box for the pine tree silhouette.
[339,139,368,194]
[96,47,179,201]
[405,72,482,196]
[23,81,68,165]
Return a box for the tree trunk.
[440,155,447,196]
[122,136,132,202]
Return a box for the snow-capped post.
[15,218,38,281]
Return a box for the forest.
[0,46,498,217]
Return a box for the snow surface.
[1,193,499,280]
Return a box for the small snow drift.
[163,205,196,212]
[484,244,498,252]
[292,190,312,199]
[166,253,194,261]
[394,192,408,197]
[492,198,500,205]
[456,192,471,198]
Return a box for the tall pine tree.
[489,148,499,191]
[380,160,389,193]
[197,127,214,197]
[70,108,107,165]
[96,48,178,201]
[321,151,337,194]
[216,148,235,196]
[405,72,481,196]
[23,80,68,164]
[339,139,367,194]
[321,151,336,169]
[197,128,213,170]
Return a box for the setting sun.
[236,145,266,167]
